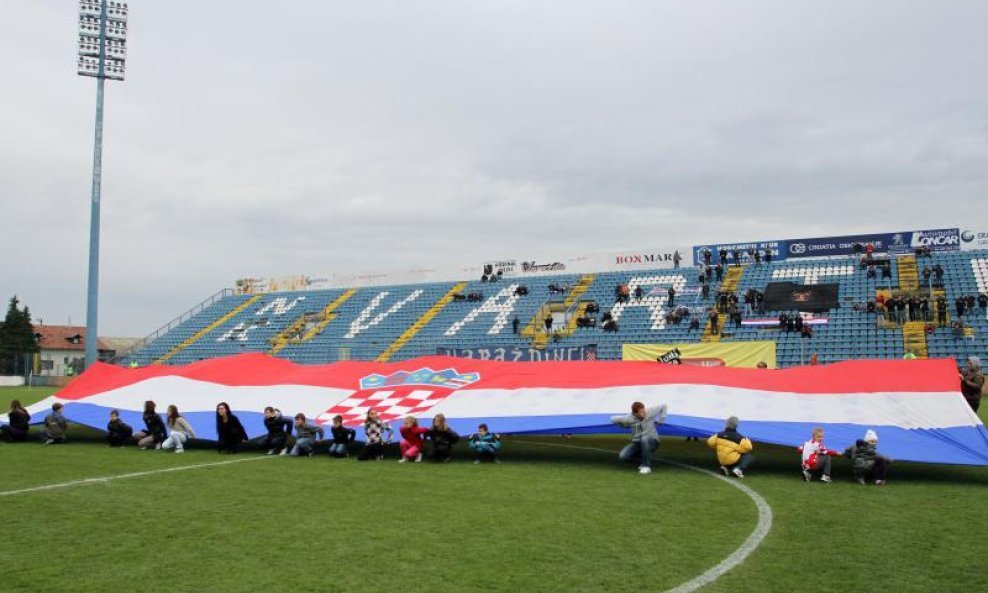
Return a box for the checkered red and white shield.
[315,388,456,427]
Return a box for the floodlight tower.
[78,0,128,369]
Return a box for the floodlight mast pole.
[84,0,108,369]
[79,0,126,369]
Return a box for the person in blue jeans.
[328,415,356,458]
[288,414,324,457]
[611,402,668,475]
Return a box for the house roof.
[32,325,113,352]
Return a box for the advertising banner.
[960,229,988,252]
[622,342,777,368]
[437,344,598,362]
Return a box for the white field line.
[527,441,773,593]
[0,455,273,497]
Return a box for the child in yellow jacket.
[706,416,754,478]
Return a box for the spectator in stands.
[106,409,133,447]
[922,266,932,285]
[809,353,819,365]
[689,317,701,331]
[254,406,293,455]
[673,250,682,269]
[719,248,728,263]
[703,249,713,265]
[801,324,813,339]
[634,286,644,301]
[844,430,890,486]
[920,298,930,322]
[1,399,31,442]
[289,413,324,457]
[732,249,742,266]
[979,293,988,312]
[966,294,976,312]
[799,427,838,483]
[358,409,393,461]
[961,357,984,413]
[428,414,459,462]
[731,305,742,329]
[952,320,966,339]
[544,314,554,334]
[933,265,944,286]
[134,400,167,450]
[667,287,676,307]
[515,285,528,296]
[779,312,788,332]
[611,402,668,475]
[511,315,520,334]
[398,416,429,463]
[701,281,710,300]
[794,313,804,333]
[895,298,906,325]
[786,315,796,333]
[41,403,68,445]
[866,266,876,280]
[708,309,720,335]
[715,263,724,282]
[707,416,754,478]
[705,265,714,283]
[936,296,948,326]
[328,415,356,458]
[718,292,728,313]
[756,362,769,369]
[603,318,619,332]
[956,297,966,318]
[753,250,762,264]
[468,423,502,464]
[755,291,765,313]
[215,402,249,454]
[161,405,196,454]
[764,250,772,264]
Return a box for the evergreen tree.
[0,296,39,375]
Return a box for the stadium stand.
[120,251,988,369]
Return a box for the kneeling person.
[289,414,324,457]
[706,416,754,478]
[611,402,668,474]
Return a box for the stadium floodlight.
[78,0,128,369]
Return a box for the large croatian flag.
[9,353,988,465]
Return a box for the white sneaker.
[279,449,289,456]
[398,458,407,463]
[732,468,744,478]
[175,449,184,454]
[415,453,423,463]
[720,465,730,477]
[821,475,832,484]
[638,466,652,475]
[802,470,812,482]
[155,444,162,450]
[267,448,276,455]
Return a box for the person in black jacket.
[134,400,167,449]
[216,402,248,454]
[106,409,133,447]
[428,413,460,462]
[252,406,293,455]
[328,415,356,458]
[1,399,31,442]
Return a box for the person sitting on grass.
[428,413,460,462]
[844,430,891,486]
[215,402,249,454]
[254,406,293,455]
[161,405,196,454]
[106,409,133,447]
[468,423,502,464]
[328,415,356,458]
[611,401,668,475]
[707,416,754,478]
[41,402,68,445]
[398,416,430,463]
[1,399,31,442]
[288,413,325,457]
[358,409,393,461]
[134,400,167,450]
[799,426,839,483]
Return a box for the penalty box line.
[0,455,274,497]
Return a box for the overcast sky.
[2,1,987,337]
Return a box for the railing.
[110,287,234,363]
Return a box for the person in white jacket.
[161,405,197,454]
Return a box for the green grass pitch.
[1,386,986,592]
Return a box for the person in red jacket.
[798,427,840,483]
[398,416,429,463]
